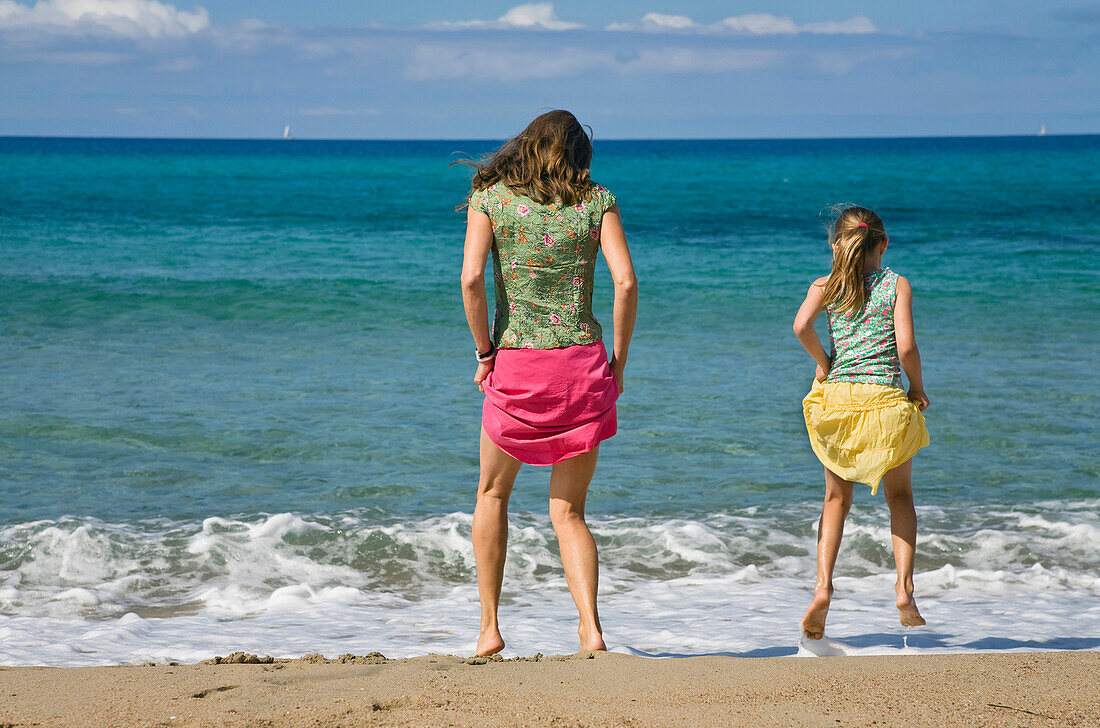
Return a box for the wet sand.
[1,650,1097,727]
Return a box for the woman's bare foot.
[800,585,832,640]
[896,588,926,628]
[578,625,606,652]
[475,629,505,657]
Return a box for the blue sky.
[1,1,1097,138]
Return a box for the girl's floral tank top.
[826,268,904,389]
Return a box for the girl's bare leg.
[801,468,854,640]
[882,459,926,627]
[549,445,606,652]
[472,428,523,656]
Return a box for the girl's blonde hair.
[822,206,888,312]
[454,110,594,208]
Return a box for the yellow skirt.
[802,379,929,494]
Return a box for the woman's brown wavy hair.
[454,110,594,208]
[822,205,888,312]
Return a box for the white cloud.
[499,3,577,29]
[718,14,799,34]
[0,0,209,38]
[641,12,695,29]
[300,106,380,117]
[607,12,696,31]
[428,3,580,31]
[719,13,877,35]
[610,12,878,36]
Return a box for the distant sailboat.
[1038,123,1046,137]
[283,124,293,140]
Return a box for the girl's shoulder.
[879,267,907,290]
[875,268,912,304]
[804,276,830,305]
[893,272,913,296]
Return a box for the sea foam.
[1,503,1097,665]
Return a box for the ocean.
[1,135,1097,665]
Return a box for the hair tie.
[856,222,868,228]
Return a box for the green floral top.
[470,183,617,349]
[826,268,904,389]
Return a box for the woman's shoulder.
[475,181,615,213]
[471,183,512,199]
[470,183,516,213]
[586,182,617,213]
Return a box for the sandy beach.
[1,650,1096,727]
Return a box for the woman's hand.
[908,388,930,411]
[474,360,494,392]
[609,356,625,394]
[815,362,830,382]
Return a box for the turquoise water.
[1,136,1097,664]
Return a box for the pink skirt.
[482,342,619,466]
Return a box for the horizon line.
[1,132,1095,143]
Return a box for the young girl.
[457,111,638,656]
[793,205,930,641]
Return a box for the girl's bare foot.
[475,629,505,657]
[800,585,832,640]
[896,587,926,628]
[578,625,606,652]
[897,589,924,629]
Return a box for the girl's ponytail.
[821,206,887,312]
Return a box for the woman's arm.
[598,204,637,393]
[460,206,495,391]
[894,276,929,410]
[793,277,832,380]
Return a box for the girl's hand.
[474,360,494,392]
[815,362,830,382]
[609,356,625,394]
[908,388,930,411]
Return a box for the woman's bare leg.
[882,459,926,628]
[801,468,854,640]
[548,446,606,652]
[472,428,523,656]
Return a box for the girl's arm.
[894,276,929,410]
[793,277,832,380]
[598,204,637,393]
[460,207,495,392]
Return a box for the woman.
[458,110,638,656]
